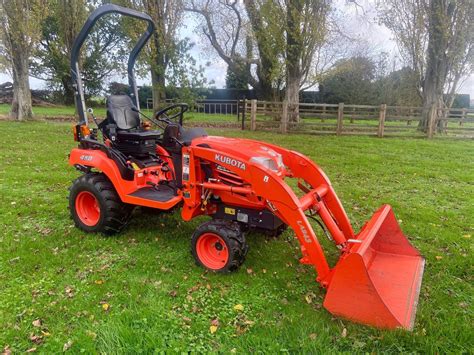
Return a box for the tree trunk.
[151,31,166,114]
[285,70,300,122]
[151,68,166,114]
[9,45,32,120]
[419,0,450,134]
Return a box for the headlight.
[250,156,279,172]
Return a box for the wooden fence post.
[460,108,467,126]
[250,99,257,131]
[378,104,387,138]
[281,100,288,134]
[336,103,344,135]
[241,99,246,130]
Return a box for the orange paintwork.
[69,134,424,330]
[69,148,182,209]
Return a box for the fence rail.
[238,100,474,138]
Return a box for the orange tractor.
[68,4,424,330]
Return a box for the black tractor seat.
[102,95,161,158]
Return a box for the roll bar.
[70,4,155,124]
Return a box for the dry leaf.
[102,303,110,311]
[246,268,253,274]
[233,304,244,312]
[94,280,104,285]
[210,318,220,327]
[29,334,43,345]
[64,286,74,298]
[169,290,177,297]
[2,346,12,355]
[462,234,471,239]
[262,269,267,274]
[63,340,73,351]
[435,255,443,260]
[41,331,50,337]
[309,333,317,340]
[341,328,347,338]
[26,348,36,353]
[206,283,211,290]
[32,319,41,327]
[210,325,218,334]
[305,295,312,304]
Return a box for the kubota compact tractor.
[68,4,425,330]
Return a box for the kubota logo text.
[215,154,246,170]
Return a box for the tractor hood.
[191,136,286,175]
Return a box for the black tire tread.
[69,173,133,235]
[191,219,248,273]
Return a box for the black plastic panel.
[128,185,176,202]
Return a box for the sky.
[1,1,473,100]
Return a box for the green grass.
[0,121,473,353]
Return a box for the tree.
[32,1,128,104]
[187,0,332,119]
[225,66,249,90]
[319,56,377,104]
[0,0,45,120]
[379,0,474,133]
[279,0,330,121]
[123,0,184,112]
[185,0,281,100]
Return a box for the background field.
[0,120,473,353]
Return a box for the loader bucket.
[323,205,424,330]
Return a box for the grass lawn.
[0,120,472,353]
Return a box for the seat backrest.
[106,95,140,130]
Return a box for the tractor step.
[128,185,176,202]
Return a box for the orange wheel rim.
[196,233,229,270]
[75,191,100,226]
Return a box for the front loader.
[67,4,425,330]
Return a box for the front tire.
[69,173,133,235]
[191,220,248,273]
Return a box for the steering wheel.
[155,103,188,126]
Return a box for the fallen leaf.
[29,334,43,345]
[309,333,317,340]
[435,255,443,260]
[462,234,471,239]
[209,325,218,334]
[210,318,220,327]
[246,268,253,274]
[63,340,73,351]
[94,279,104,285]
[64,286,74,298]
[2,346,12,355]
[183,316,192,324]
[459,302,468,308]
[262,269,267,274]
[305,295,312,304]
[26,348,36,353]
[233,304,244,312]
[32,319,41,327]
[169,290,177,297]
[206,283,211,290]
[41,331,50,337]
[102,303,110,311]
[341,328,347,338]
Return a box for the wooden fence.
[238,100,474,138]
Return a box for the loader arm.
[184,138,425,329]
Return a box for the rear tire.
[69,173,133,235]
[191,220,248,273]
